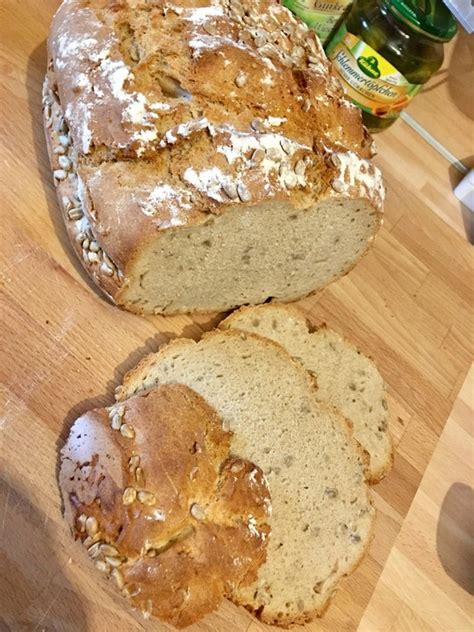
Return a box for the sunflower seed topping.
[59,134,71,147]
[105,556,122,568]
[95,560,109,573]
[68,207,84,221]
[237,182,251,203]
[62,195,72,210]
[235,72,248,88]
[77,514,87,532]
[122,487,137,505]
[86,516,98,537]
[53,169,68,181]
[203,22,216,35]
[190,503,206,521]
[222,182,238,200]
[143,599,153,620]
[251,148,265,164]
[88,541,102,559]
[100,544,119,557]
[120,424,135,439]
[295,159,306,176]
[251,118,264,132]
[110,413,122,431]
[137,490,156,506]
[100,262,115,277]
[112,568,125,590]
[128,455,140,471]
[135,467,145,488]
[332,180,345,193]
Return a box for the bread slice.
[60,384,271,628]
[117,331,375,626]
[221,304,393,483]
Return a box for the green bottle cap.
[384,0,457,41]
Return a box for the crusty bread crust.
[44,0,384,314]
[116,329,376,626]
[60,383,271,627]
[221,303,394,483]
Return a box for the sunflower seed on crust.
[86,516,98,537]
[59,134,71,147]
[120,424,135,439]
[105,556,122,568]
[190,503,206,521]
[53,169,68,181]
[137,490,156,505]
[58,156,72,171]
[110,412,122,430]
[235,72,248,88]
[128,455,140,471]
[122,487,137,505]
[100,544,119,557]
[142,599,153,619]
[135,467,145,488]
[251,148,265,164]
[112,568,125,590]
[237,182,251,203]
[222,182,238,200]
[295,159,306,176]
[77,514,87,532]
[68,207,84,221]
[88,541,102,559]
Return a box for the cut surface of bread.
[117,331,375,626]
[119,197,379,314]
[44,0,384,314]
[221,304,393,482]
[60,384,271,628]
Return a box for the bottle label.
[282,0,352,44]
[326,24,423,118]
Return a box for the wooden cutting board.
[0,2,472,630]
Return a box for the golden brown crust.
[60,384,271,627]
[44,0,384,312]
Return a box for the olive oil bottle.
[325,0,457,131]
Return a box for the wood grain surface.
[359,365,474,632]
[0,2,473,631]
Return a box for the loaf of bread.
[221,304,393,482]
[117,330,375,626]
[44,0,384,314]
[59,384,271,628]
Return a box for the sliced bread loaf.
[117,331,375,626]
[221,304,393,483]
[44,0,384,315]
